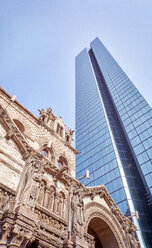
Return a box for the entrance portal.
[87,217,119,248]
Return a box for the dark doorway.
[26,240,39,248]
[87,217,118,248]
[94,237,103,248]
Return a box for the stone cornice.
[0,182,16,196]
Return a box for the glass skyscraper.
[75,38,152,247]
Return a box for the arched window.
[66,135,69,143]
[60,126,63,137]
[58,160,63,168]
[56,123,60,134]
[13,119,25,133]
[57,156,68,169]
[41,145,56,163]
[56,123,64,137]
[41,149,48,157]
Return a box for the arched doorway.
[87,217,119,248]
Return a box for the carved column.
[48,187,55,211]
[8,225,23,248]
[53,192,59,213]
[62,198,66,218]
[8,224,33,248]
[84,233,95,248]
[37,181,45,206]
[0,223,11,248]
[43,186,50,209]
[57,192,63,215]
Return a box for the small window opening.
[58,156,68,168]
[56,124,60,134]
[41,149,48,157]
[58,160,63,168]
[60,126,63,137]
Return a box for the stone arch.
[50,184,56,190]
[40,143,56,163]
[60,190,66,197]
[49,184,56,196]
[13,119,25,133]
[57,155,69,170]
[40,143,48,157]
[58,155,68,164]
[41,178,48,186]
[85,202,126,248]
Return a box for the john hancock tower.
[75,38,152,247]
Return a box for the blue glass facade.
[75,38,152,247]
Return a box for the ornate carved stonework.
[0,88,140,248]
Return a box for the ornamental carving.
[85,210,125,248]
[0,185,15,216]
[38,108,54,124]
[15,157,43,209]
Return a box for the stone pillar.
[57,192,63,215]
[62,198,66,218]
[0,223,11,248]
[43,186,49,209]
[53,192,59,213]
[8,224,24,248]
[37,181,45,206]
[48,187,55,211]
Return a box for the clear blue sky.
[0,0,152,140]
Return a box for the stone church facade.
[0,87,139,248]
